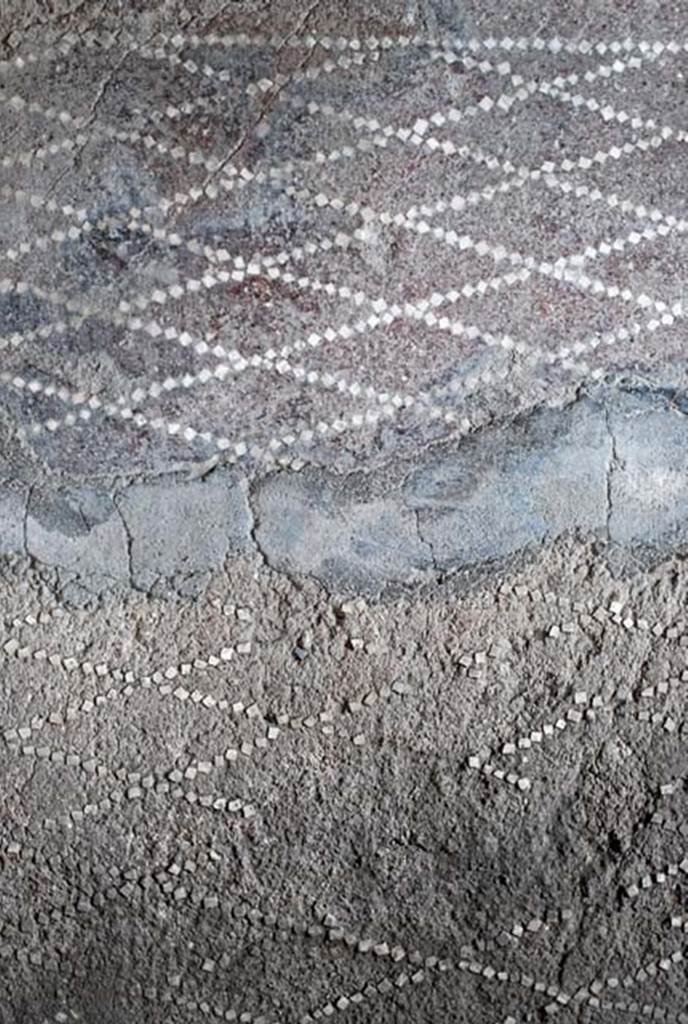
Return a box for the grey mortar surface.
[3,387,688,599]
[1,1,688,1022]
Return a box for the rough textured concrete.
[2,543,688,1024]
[1,2,688,1023]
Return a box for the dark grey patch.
[404,399,608,511]
[402,396,610,570]
[0,293,47,336]
[26,486,129,587]
[82,156,161,222]
[58,222,157,285]
[185,183,306,240]
[413,0,476,34]
[28,485,116,538]
[253,471,431,592]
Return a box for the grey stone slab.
[12,389,688,595]
[609,391,688,547]
[115,472,252,594]
[253,390,688,588]
[404,397,610,569]
[254,395,613,588]
[0,487,26,556]
[253,472,432,592]
[26,486,129,588]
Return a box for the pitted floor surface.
[2,542,688,1023]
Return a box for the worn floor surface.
[0,2,687,1022]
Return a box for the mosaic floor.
[0,2,687,1022]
